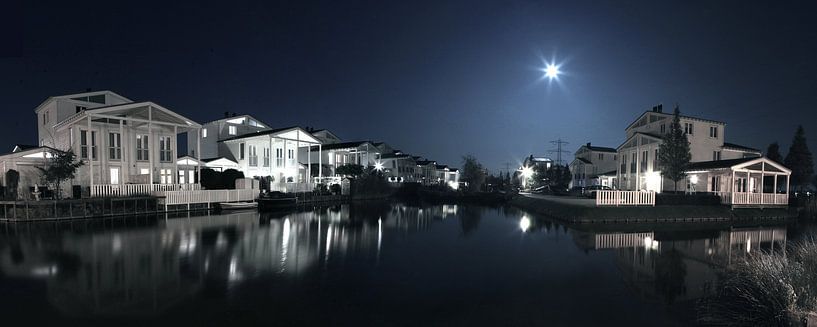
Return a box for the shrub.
[330,183,341,195]
[699,240,817,326]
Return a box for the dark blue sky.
[3,1,816,172]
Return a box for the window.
[709,126,718,138]
[136,135,149,161]
[239,143,245,160]
[630,153,637,174]
[276,148,283,167]
[80,130,97,160]
[598,153,604,160]
[640,150,648,172]
[288,148,295,165]
[620,156,627,173]
[228,125,237,135]
[684,122,694,135]
[179,171,186,184]
[202,129,208,138]
[42,111,48,125]
[614,155,617,161]
[660,124,666,134]
[713,151,722,161]
[263,148,270,167]
[109,132,121,160]
[110,168,120,185]
[248,145,258,166]
[139,168,150,175]
[654,149,659,170]
[75,106,87,113]
[711,176,721,192]
[159,136,172,162]
[160,169,172,184]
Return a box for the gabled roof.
[616,132,663,150]
[0,146,61,159]
[625,110,725,131]
[597,169,618,177]
[686,157,790,174]
[435,164,449,170]
[585,145,617,152]
[309,140,374,151]
[574,157,592,164]
[310,129,342,140]
[201,114,271,128]
[722,142,761,153]
[34,90,133,113]
[54,101,201,130]
[12,144,40,152]
[219,126,321,144]
[416,160,436,166]
[380,152,412,159]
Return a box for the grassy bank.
[510,195,796,223]
[698,240,817,326]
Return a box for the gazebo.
[685,157,791,207]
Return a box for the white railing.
[270,182,315,193]
[163,189,257,206]
[721,192,788,205]
[91,183,201,197]
[596,190,656,206]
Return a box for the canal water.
[0,202,806,326]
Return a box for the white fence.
[718,192,788,206]
[91,183,201,197]
[163,189,257,206]
[596,190,656,206]
[270,182,315,193]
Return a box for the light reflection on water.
[0,202,801,326]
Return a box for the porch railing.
[91,183,201,197]
[719,192,788,205]
[271,182,315,193]
[596,190,655,206]
[163,189,256,206]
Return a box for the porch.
[686,157,791,208]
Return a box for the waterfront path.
[520,193,596,207]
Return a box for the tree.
[657,106,692,192]
[461,155,486,192]
[36,150,83,199]
[221,169,245,189]
[546,164,572,191]
[766,142,783,164]
[784,125,814,191]
[335,164,364,178]
[5,169,19,200]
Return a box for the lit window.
[228,126,237,135]
[202,129,208,138]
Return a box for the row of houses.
[1,90,459,199]
[535,104,791,206]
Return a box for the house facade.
[569,143,618,188]
[616,105,764,193]
[1,90,202,198]
[218,126,323,188]
[191,114,271,165]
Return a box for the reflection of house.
[569,143,617,188]
[615,105,790,206]
[1,90,202,199]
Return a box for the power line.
[549,138,570,166]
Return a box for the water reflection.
[0,203,797,325]
[569,224,787,306]
[0,202,462,318]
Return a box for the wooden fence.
[596,190,655,206]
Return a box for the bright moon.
[544,63,560,79]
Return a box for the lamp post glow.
[374,161,384,172]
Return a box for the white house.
[218,126,323,191]
[615,104,789,207]
[569,143,618,188]
[1,90,203,199]
[379,151,418,183]
[191,113,271,166]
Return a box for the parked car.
[531,185,550,194]
[585,185,613,198]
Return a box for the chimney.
[224,111,229,118]
[231,112,237,117]
[657,104,663,113]
[586,142,591,148]
[85,87,92,92]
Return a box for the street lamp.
[544,63,560,80]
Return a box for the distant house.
[191,113,272,162]
[415,160,438,185]
[307,140,380,178]
[435,165,460,189]
[379,151,417,183]
[569,143,618,188]
[615,104,790,207]
[0,90,202,199]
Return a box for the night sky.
[4,1,817,172]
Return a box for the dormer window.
[228,126,237,135]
